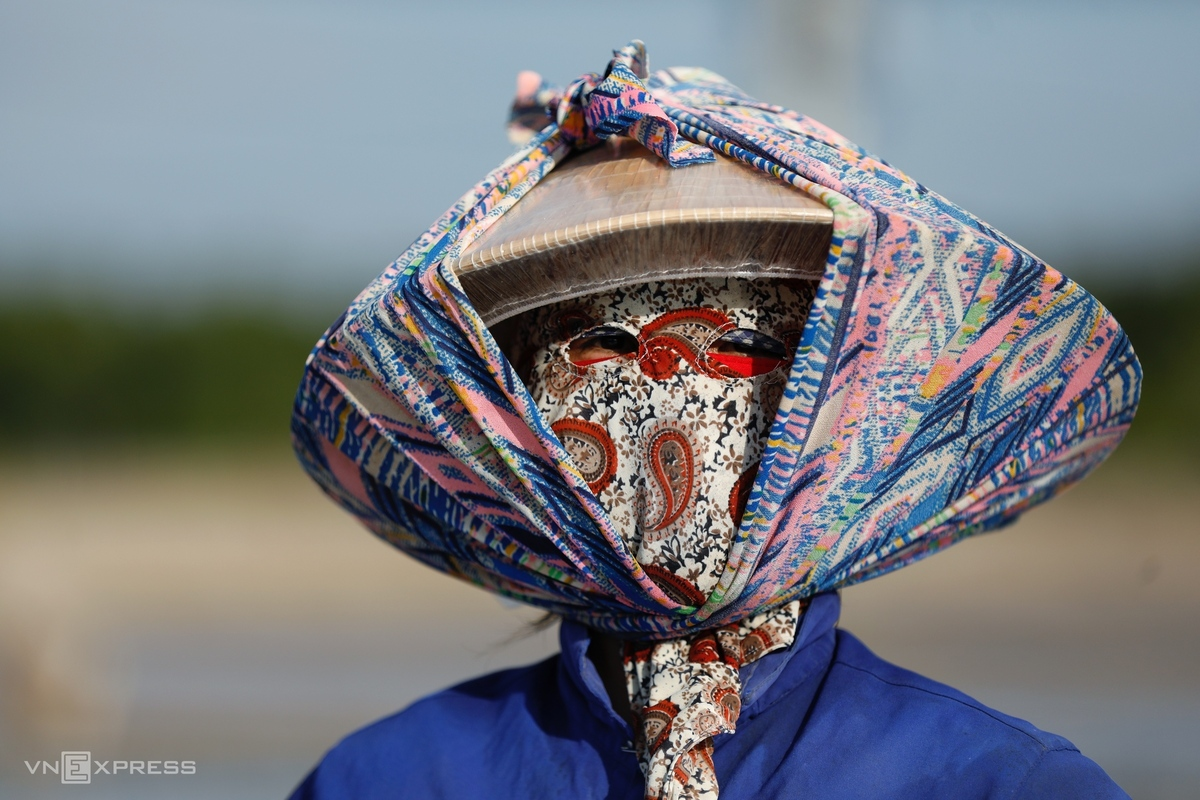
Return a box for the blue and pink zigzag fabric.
[291,42,1140,637]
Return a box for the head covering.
[448,135,830,327]
[291,39,1140,798]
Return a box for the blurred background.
[2,1,1198,797]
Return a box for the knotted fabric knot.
[508,40,714,168]
[624,600,805,800]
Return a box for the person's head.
[453,135,829,618]
[508,276,814,604]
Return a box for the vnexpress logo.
[24,751,196,784]
[61,752,91,784]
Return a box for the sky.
[2,0,1198,305]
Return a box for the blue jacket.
[291,594,1127,799]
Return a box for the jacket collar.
[558,592,842,733]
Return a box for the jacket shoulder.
[811,630,1129,798]
[832,630,1073,746]
[289,656,561,800]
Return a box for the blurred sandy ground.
[0,448,1196,798]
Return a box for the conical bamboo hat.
[448,137,832,325]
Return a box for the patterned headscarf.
[291,40,1140,791]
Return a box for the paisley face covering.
[517,276,815,799]
[518,276,814,603]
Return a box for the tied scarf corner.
[507,40,714,168]
[625,600,804,799]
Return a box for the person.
[288,42,1139,799]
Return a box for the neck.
[588,632,636,727]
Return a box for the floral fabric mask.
[518,277,816,604]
